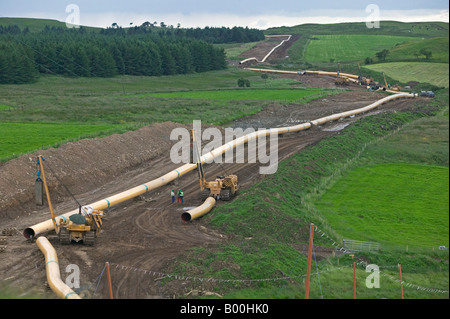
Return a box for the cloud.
[72,9,449,29]
[4,6,448,29]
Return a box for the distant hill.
[0,17,100,32]
[385,37,449,63]
[266,21,449,38]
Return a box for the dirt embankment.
[0,122,188,220]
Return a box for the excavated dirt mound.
[0,88,430,299]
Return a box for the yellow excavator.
[36,155,104,246]
[335,63,350,86]
[382,72,401,91]
[190,130,239,201]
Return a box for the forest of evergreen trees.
[0,24,263,84]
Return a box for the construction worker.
[171,189,175,203]
[178,189,184,204]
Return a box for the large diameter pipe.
[310,92,414,126]
[181,197,216,222]
[24,163,197,239]
[24,92,414,239]
[36,236,81,299]
[245,67,361,80]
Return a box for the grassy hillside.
[267,21,449,38]
[304,34,421,62]
[265,21,449,85]
[364,62,449,88]
[315,163,449,248]
[0,17,98,32]
[385,37,449,63]
[0,69,328,162]
[140,88,328,103]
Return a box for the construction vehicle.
[420,91,435,97]
[357,63,373,86]
[382,72,401,91]
[190,130,239,201]
[335,77,350,86]
[335,63,350,86]
[36,155,104,246]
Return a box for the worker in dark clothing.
[178,189,184,203]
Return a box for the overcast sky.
[1,0,448,29]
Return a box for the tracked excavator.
[190,130,239,202]
[382,72,401,91]
[335,63,350,86]
[36,155,104,246]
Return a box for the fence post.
[305,223,314,299]
[398,264,404,299]
[106,262,114,299]
[353,262,356,299]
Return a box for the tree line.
[0,24,262,84]
[100,24,265,44]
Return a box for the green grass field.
[0,122,120,160]
[315,163,449,248]
[0,70,332,161]
[267,21,449,39]
[304,34,422,62]
[386,37,449,63]
[140,88,327,103]
[364,62,449,88]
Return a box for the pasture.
[364,62,449,88]
[303,34,421,62]
[315,163,449,249]
[140,88,328,103]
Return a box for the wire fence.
[92,224,448,298]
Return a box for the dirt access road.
[0,36,428,299]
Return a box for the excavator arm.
[37,156,59,234]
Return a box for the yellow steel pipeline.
[181,197,217,222]
[24,90,415,238]
[36,236,81,299]
[244,67,360,79]
[310,92,413,126]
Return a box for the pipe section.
[24,88,415,238]
[310,92,414,126]
[181,197,216,222]
[244,67,361,79]
[36,236,81,299]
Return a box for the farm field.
[0,122,118,161]
[0,70,300,161]
[364,62,450,88]
[385,37,449,63]
[303,34,421,62]
[314,163,449,249]
[140,88,329,103]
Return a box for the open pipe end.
[181,213,192,222]
[23,228,35,239]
